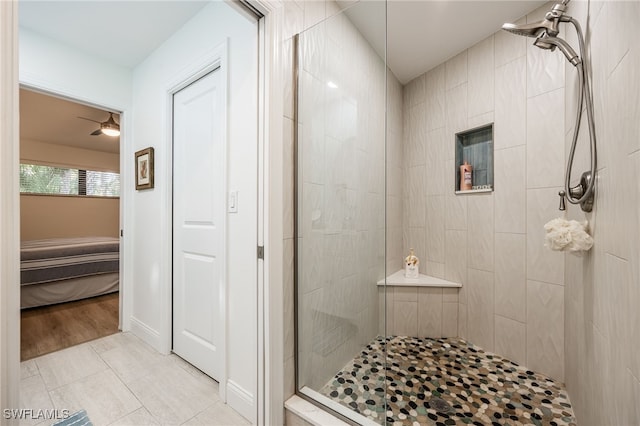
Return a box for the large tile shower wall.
[294,3,403,392]
[563,1,640,425]
[402,2,568,382]
[282,1,640,425]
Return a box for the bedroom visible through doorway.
[19,88,122,360]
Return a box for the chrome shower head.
[502,1,581,66]
[502,1,568,38]
[501,19,559,38]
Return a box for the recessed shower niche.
[455,123,494,194]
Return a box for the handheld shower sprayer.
[533,36,581,66]
[502,1,597,213]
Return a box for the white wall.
[19,28,131,111]
[129,2,258,420]
[563,1,640,425]
[20,3,259,421]
[402,2,567,382]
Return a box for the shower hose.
[563,16,597,209]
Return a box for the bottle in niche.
[460,161,473,191]
[404,248,419,279]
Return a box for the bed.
[20,237,120,309]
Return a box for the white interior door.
[172,68,224,381]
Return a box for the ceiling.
[387,1,546,83]
[19,1,210,69]
[341,0,546,84]
[20,89,120,154]
[17,0,547,153]
[18,1,547,83]
[19,1,211,154]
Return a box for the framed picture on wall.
[135,147,154,190]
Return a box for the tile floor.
[19,332,250,426]
[320,336,576,425]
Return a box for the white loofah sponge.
[544,216,594,252]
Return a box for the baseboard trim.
[227,379,255,423]
[129,316,163,353]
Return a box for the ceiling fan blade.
[90,129,103,136]
[78,116,101,123]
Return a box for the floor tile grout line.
[101,358,148,426]
[36,348,111,393]
[97,334,169,426]
[179,409,202,426]
[105,334,220,426]
[21,331,240,426]
[36,335,140,424]
[104,405,150,426]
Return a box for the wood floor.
[21,292,119,361]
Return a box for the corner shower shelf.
[377,270,461,288]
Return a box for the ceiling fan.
[77,112,120,137]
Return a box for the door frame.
[250,2,286,424]
[0,1,287,425]
[17,84,127,324]
[165,42,228,400]
[0,2,20,414]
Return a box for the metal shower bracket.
[558,171,594,212]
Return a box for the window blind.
[20,164,120,197]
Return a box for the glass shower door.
[294,2,388,424]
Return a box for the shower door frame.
[291,23,390,425]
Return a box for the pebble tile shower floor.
[320,336,576,425]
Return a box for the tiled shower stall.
[402,2,569,381]
[282,1,640,425]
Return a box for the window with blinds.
[20,164,120,197]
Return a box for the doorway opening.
[19,87,122,361]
